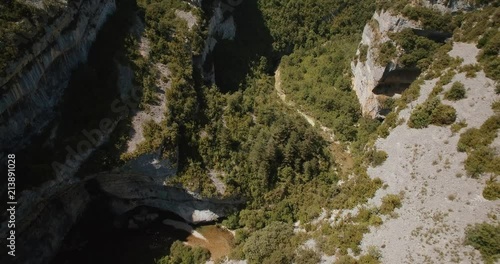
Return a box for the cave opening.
[372,67,421,97]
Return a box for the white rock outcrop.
[351,11,418,118]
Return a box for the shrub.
[483,177,500,200]
[458,115,500,152]
[156,241,210,264]
[430,104,457,125]
[464,146,500,178]
[408,104,432,128]
[242,222,295,264]
[398,78,423,108]
[478,30,500,82]
[366,245,383,261]
[408,97,456,128]
[294,249,321,264]
[458,128,488,152]
[444,82,466,101]
[376,41,397,66]
[429,84,444,98]
[391,28,440,69]
[371,150,388,167]
[402,5,456,32]
[465,223,500,264]
[359,44,369,63]
[320,220,369,255]
[379,194,402,214]
[365,148,388,166]
[379,96,396,111]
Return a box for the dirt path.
[274,67,354,174]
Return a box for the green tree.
[156,241,210,264]
[242,222,296,264]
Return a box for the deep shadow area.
[51,204,190,264]
[412,28,452,43]
[207,0,274,92]
[0,0,138,191]
[373,67,421,96]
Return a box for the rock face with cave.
[351,1,471,118]
[0,172,240,264]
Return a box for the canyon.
[0,0,498,263]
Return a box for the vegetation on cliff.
[0,1,66,76]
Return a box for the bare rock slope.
[360,43,500,263]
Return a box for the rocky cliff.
[351,10,419,118]
[0,0,116,156]
[351,1,473,118]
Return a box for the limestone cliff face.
[351,1,472,118]
[0,0,116,155]
[351,11,419,118]
[199,0,237,83]
[0,173,239,264]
